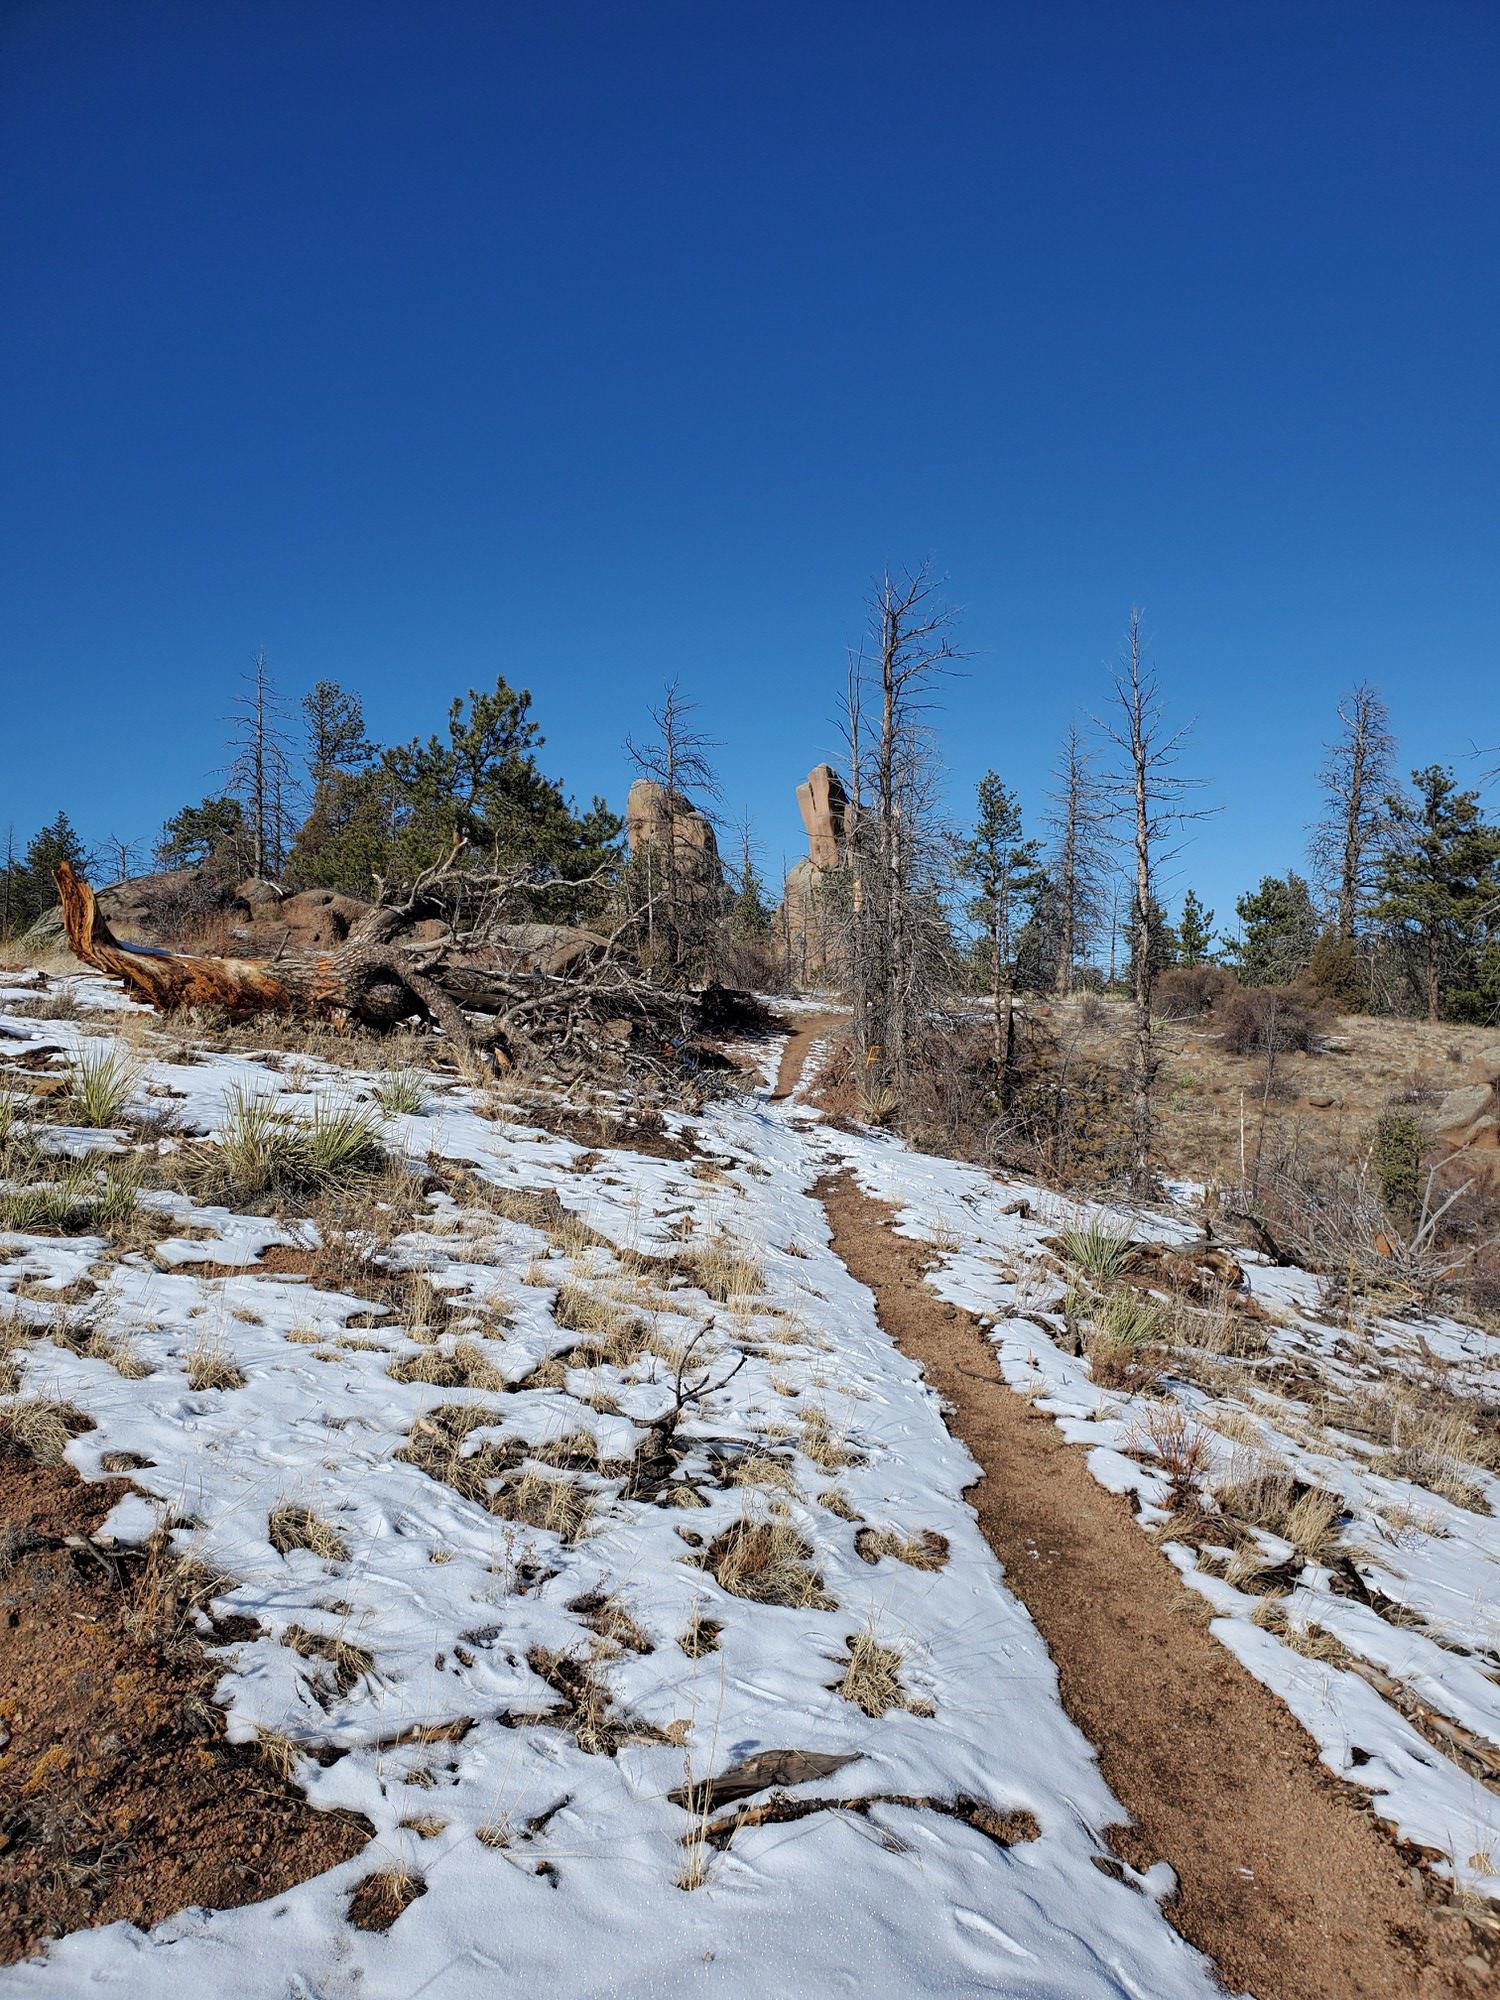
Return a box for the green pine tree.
[955,772,1041,1069]
[1176,888,1216,965]
[1231,872,1319,984]
[1374,765,1500,1022]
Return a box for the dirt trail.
[817,1170,1491,2000]
[770,1009,849,1100]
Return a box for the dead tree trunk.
[54,860,712,1078]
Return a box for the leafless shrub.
[1217,987,1326,1058]
[1155,963,1236,1020]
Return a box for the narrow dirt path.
[769,1008,848,1101]
[817,1170,1492,2000]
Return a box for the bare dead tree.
[1309,683,1396,945]
[103,834,142,886]
[226,653,298,880]
[1100,609,1207,1191]
[842,565,963,1099]
[626,681,722,981]
[1045,721,1109,996]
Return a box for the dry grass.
[1340,1380,1498,1513]
[388,1340,507,1391]
[269,1503,350,1563]
[701,1512,834,1609]
[282,1622,376,1694]
[184,1336,246,1391]
[854,1526,950,1570]
[348,1866,425,1932]
[0,1396,90,1464]
[1215,1449,1345,1562]
[728,1449,798,1493]
[689,1232,765,1304]
[799,1408,858,1470]
[496,1468,598,1543]
[833,1624,934,1718]
[1044,992,1498,1189]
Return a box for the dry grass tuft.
[728,1449,798,1493]
[388,1340,507,1391]
[854,1526,949,1570]
[800,1408,859,1470]
[701,1513,834,1609]
[282,1622,376,1694]
[269,1503,350,1563]
[689,1232,765,1304]
[184,1336,246,1392]
[348,1867,425,1932]
[834,1624,934,1718]
[0,1396,90,1465]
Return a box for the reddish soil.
[770,1010,850,1101]
[0,1452,370,1967]
[817,1171,1495,2000]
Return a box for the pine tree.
[729,823,774,941]
[955,772,1040,1074]
[1374,765,1500,1022]
[19,812,89,925]
[303,680,373,795]
[1231,872,1319,984]
[1176,888,1216,965]
[156,795,248,870]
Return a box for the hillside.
[1,969,1497,1995]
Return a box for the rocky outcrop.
[783,763,850,981]
[1436,1048,1500,1169]
[624,781,722,891]
[795,763,848,871]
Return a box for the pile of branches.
[53,848,758,1082]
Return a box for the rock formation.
[624,780,722,891]
[1435,1047,1500,1174]
[795,763,848,871]
[783,763,850,980]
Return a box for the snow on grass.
[0,992,1220,1998]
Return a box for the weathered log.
[52,862,736,1079]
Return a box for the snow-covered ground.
[0,975,1221,1998]
[3,970,1497,1994]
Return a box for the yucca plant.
[1057,1221,1133,1283]
[213,1087,389,1203]
[373,1071,429,1117]
[67,1044,142,1128]
[301,1100,388,1186]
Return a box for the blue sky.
[3,0,1497,944]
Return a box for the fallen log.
[51,861,741,1080]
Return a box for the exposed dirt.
[0,1453,370,1967]
[770,1009,849,1101]
[817,1170,1494,2000]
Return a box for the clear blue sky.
[4,0,1497,941]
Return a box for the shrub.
[1217,986,1325,1057]
[1156,963,1236,1020]
[1369,1105,1427,1222]
[374,1071,429,1117]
